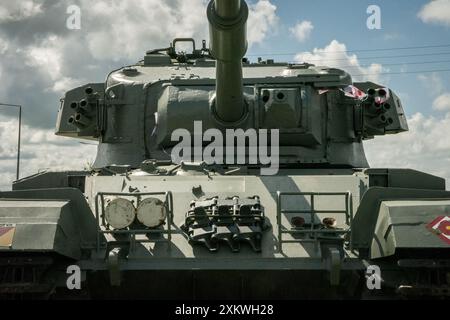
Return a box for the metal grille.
[276,191,353,252]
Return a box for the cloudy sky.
[1,0,450,190]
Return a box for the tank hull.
[2,168,449,299]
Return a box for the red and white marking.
[427,215,450,244]
[341,85,367,100]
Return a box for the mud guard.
[351,187,450,258]
[0,188,99,259]
[370,199,450,258]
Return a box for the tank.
[1,0,450,299]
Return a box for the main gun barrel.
[207,0,248,122]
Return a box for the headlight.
[136,197,166,228]
[105,197,136,229]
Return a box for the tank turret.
[54,0,408,171]
[208,0,248,122]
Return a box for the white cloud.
[51,77,83,93]
[84,0,208,61]
[418,0,450,26]
[418,73,445,96]
[433,93,450,111]
[82,0,278,61]
[294,40,386,83]
[247,0,278,45]
[0,37,8,54]
[418,73,450,111]
[289,20,314,42]
[25,36,63,81]
[0,117,97,191]
[365,112,450,186]
[0,0,43,22]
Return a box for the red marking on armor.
[0,227,14,238]
[427,216,450,245]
